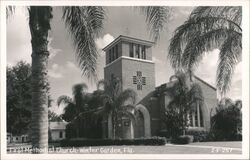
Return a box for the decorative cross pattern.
[133,71,146,90]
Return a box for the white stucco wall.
[51,130,66,141]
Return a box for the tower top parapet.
[103,35,154,65]
[102,35,154,52]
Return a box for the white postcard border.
[1,0,249,159]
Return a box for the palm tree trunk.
[112,112,115,139]
[29,6,52,153]
[76,118,80,138]
[113,111,118,139]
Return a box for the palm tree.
[87,82,106,111]
[167,71,204,135]
[48,110,62,122]
[95,77,137,139]
[168,6,242,98]
[57,83,89,137]
[7,6,171,152]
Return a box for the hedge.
[60,137,167,147]
[171,135,194,144]
[186,129,209,142]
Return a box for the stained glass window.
[133,71,146,90]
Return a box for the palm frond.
[216,32,241,96]
[62,6,105,80]
[57,95,73,106]
[104,77,122,100]
[189,83,204,101]
[168,7,242,71]
[119,104,136,114]
[174,71,189,88]
[62,103,77,122]
[96,79,106,90]
[190,6,242,30]
[6,6,15,18]
[138,6,172,42]
[85,6,106,36]
[72,83,88,97]
[117,105,136,122]
[116,89,137,107]
[72,83,88,110]
[103,96,114,113]
[181,28,241,70]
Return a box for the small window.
[189,112,193,127]
[142,77,146,85]
[135,44,140,58]
[16,137,18,140]
[137,71,142,76]
[129,43,134,57]
[142,46,146,59]
[112,47,115,61]
[195,109,198,127]
[109,50,112,63]
[59,131,63,138]
[133,76,137,84]
[115,45,118,59]
[199,105,204,127]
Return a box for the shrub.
[60,137,166,147]
[210,104,242,141]
[164,110,184,138]
[186,129,209,142]
[158,130,168,138]
[49,140,61,147]
[235,133,242,141]
[171,135,194,144]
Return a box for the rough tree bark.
[29,6,52,153]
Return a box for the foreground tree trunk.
[29,6,52,153]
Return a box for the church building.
[101,35,217,139]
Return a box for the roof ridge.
[193,75,216,91]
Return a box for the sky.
[7,6,242,115]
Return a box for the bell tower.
[103,35,155,101]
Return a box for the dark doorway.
[135,111,144,138]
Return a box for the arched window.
[188,103,204,127]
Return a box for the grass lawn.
[7,141,242,154]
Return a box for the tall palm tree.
[168,6,242,98]
[57,83,89,137]
[57,83,89,121]
[167,71,204,135]
[95,77,137,139]
[7,6,171,152]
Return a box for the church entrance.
[115,112,136,139]
[136,104,151,138]
[106,104,151,139]
[135,111,145,138]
